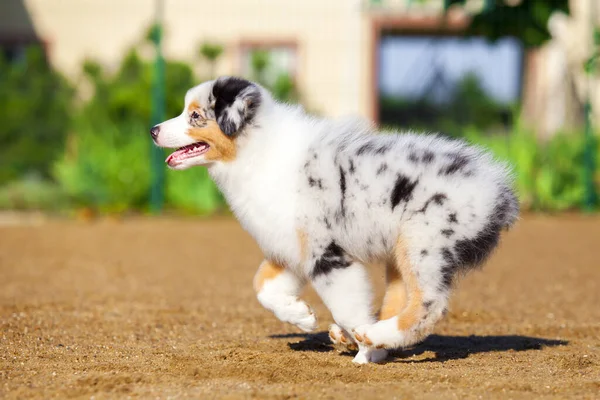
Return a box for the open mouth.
[165,141,210,166]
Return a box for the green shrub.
[165,167,224,215]
[52,119,151,213]
[465,123,599,212]
[0,176,68,211]
[0,46,73,184]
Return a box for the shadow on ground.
[271,332,568,362]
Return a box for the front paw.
[275,297,318,332]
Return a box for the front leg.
[254,260,317,332]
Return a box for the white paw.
[274,296,318,332]
[352,345,388,364]
[353,318,402,349]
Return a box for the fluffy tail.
[497,187,520,229]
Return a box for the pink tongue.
[165,143,204,164]
[165,148,187,164]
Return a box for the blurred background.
[0,0,598,217]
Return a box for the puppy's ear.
[211,77,261,136]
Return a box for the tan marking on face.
[297,229,308,263]
[395,236,424,331]
[379,261,408,320]
[187,100,201,113]
[253,260,285,293]
[186,121,237,162]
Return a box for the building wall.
[23,0,372,119]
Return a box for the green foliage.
[584,27,600,75]
[53,119,151,213]
[247,49,299,103]
[81,48,195,127]
[465,123,599,212]
[199,42,224,79]
[165,168,223,215]
[0,176,68,211]
[0,46,74,184]
[199,42,224,61]
[445,0,570,47]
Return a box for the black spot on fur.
[376,145,390,154]
[212,77,261,136]
[356,143,374,156]
[312,242,352,278]
[440,248,456,288]
[349,160,356,174]
[417,193,448,213]
[409,150,435,164]
[441,229,455,238]
[390,174,418,211]
[324,217,332,230]
[448,213,458,223]
[441,247,454,265]
[376,163,388,175]
[339,166,347,218]
[423,151,435,163]
[308,177,323,190]
[423,300,433,310]
[420,249,428,257]
[439,153,470,176]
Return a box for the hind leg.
[379,261,408,320]
[330,261,407,353]
[330,258,411,350]
[328,323,357,351]
[310,258,388,364]
[353,236,449,350]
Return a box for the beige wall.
[24,0,373,119]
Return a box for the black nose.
[150,125,160,139]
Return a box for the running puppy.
[151,76,519,364]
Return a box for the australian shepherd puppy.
[151,76,519,364]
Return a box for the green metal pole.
[583,102,597,211]
[583,1,598,211]
[150,0,165,214]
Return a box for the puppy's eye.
[190,111,200,119]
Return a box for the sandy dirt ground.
[1,214,599,399]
